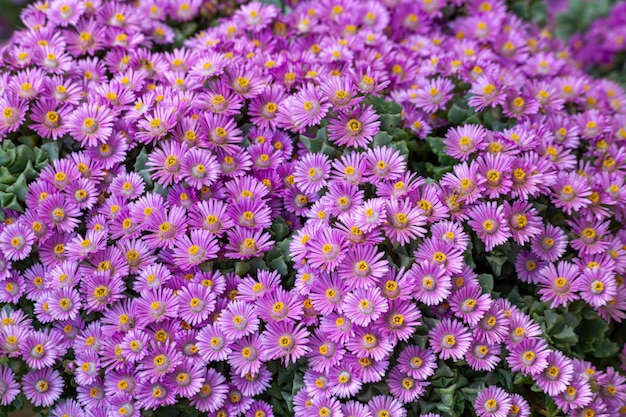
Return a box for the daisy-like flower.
[551,172,592,215]
[308,332,346,374]
[289,83,331,129]
[387,366,427,404]
[217,300,259,340]
[0,222,35,261]
[410,261,452,306]
[180,148,220,190]
[530,224,569,262]
[538,262,581,308]
[294,153,331,195]
[345,326,395,362]
[477,153,513,199]
[39,193,81,233]
[120,330,150,363]
[364,147,407,184]
[579,268,617,307]
[367,395,406,417]
[21,330,63,370]
[415,77,454,112]
[262,321,310,365]
[224,228,274,260]
[22,368,64,407]
[167,360,205,399]
[327,105,381,148]
[466,341,502,371]
[178,283,216,326]
[147,140,186,187]
[507,338,550,376]
[467,202,510,251]
[450,285,492,326]
[468,75,505,111]
[474,386,512,417]
[136,107,178,145]
[337,245,389,289]
[506,311,543,347]
[342,288,389,327]
[30,99,70,140]
[227,198,273,231]
[535,351,574,396]
[203,113,244,154]
[554,377,593,414]
[0,95,28,135]
[396,345,437,381]
[330,364,363,399]
[135,288,179,325]
[503,200,542,246]
[307,227,348,272]
[67,103,114,146]
[196,324,232,363]
[48,287,82,321]
[414,238,465,275]
[382,299,422,342]
[569,218,611,256]
[172,229,219,271]
[383,198,427,245]
[189,369,228,413]
[0,365,20,406]
[444,124,487,161]
[137,342,183,383]
[256,288,303,324]
[429,318,472,361]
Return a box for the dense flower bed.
[0,0,626,417]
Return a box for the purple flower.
[474,386,512,417]
[328,105,381,148]
[429,318,472,361]
[342,288,389,327]
[507,337,550,376]
[262,321,310,365]
[579,267,617,308]
[0,365,20,406]
[538,261,581,308]
[22,367,64,407]
[536,351,574,396]
[467,201,511,251]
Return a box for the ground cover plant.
[0,0,626,417]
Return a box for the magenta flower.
[467,201,511,251]
[429,318,472,361]
[328,105,381,148]
[474,386,512,417]
[262,321,310,365]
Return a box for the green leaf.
[41,141,61,161]
[447,99,473,124]
[0,192,21,212]
[486,255,507,277]
[374,131,393,146]
[390,141,409,156]
[5,172,28,203]
[425,136,446,158]
[268,257,288,276]
[9,145,35,174]
[435,385,456,408]
[552,326,578,346]
[593,339,619,358]
[478,274,494,294]
[234,262,251,276]
[543,309,563,332]
[380,113,402,132]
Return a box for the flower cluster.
[0,0,626,417]
[569,1,626,70]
